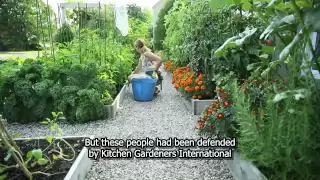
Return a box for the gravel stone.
[4,73,234,180]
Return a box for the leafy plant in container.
[0,112,84,180]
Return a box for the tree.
[153,0,175,51]
[126,4,147,22]
[0,0,56,51]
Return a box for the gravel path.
[4,73,234,180]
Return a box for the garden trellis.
[34,1,128,65]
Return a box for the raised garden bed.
[105,85,127,118]
[0,136,94,180]
[181,97,214,115]
[224,150,267,180]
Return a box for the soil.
[0,137,85,180]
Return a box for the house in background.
[152,0,165,38]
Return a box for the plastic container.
[132,77,156,101]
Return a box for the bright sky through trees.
[45,0,159,13]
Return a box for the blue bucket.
[132,77,156,101]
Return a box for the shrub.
[164,1,265,80]
[0,60,116,124]
[54,23,74,44]
[153,0,175,51]
[232,76,320,179]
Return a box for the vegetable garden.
[1,0,320,179]
[159,0,320,179]
[0,1,152,179]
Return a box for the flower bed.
[171,66,216,114]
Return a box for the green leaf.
[26,151,33,159]
[261,46,274,54]
[266,0,281,8]
[279,28,305,61]
[32,149,43,160]
[215,27,257,57]
[52,154,59,160]
[296,0,313,8]
[303,7,320,31]
[288,109,295,113]
[261,67,270,77]
[294,93,305,100]
[247,62,262,71]
[11,133,21,138]
[58,128,63,135]
[214,36,238,56]
[260,15,297,40]
[40,121,49,125]
[51,112,57,117]
[0,174,7,180]
[209,0,234,11]
[45,136,53,143]
[259,54,269,60]
[273,92,288,103]
[58,116,66,120]
[233,0,242,4]
[37,158,49,165]
[269,60,281,68]
[234,28,257,45]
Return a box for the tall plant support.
[32,1,129,89]
[33,2,122,65]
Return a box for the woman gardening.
[128,38,163,95]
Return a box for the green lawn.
[0,51,42,60]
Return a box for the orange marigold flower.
[217,113,224,119]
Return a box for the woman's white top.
[140,51,156,72]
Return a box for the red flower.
[199,123,204,130]
[220,92,227,99]
[243,88,249,93]
[223,101,231,107]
